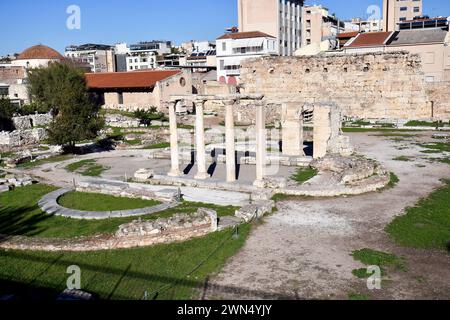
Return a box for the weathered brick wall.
[240,52,450,121]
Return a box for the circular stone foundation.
[38,188,179,220]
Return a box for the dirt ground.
[203,132,450,300]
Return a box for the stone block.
[134,169,154,181]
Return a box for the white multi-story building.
[216,31,278,84]
[346,18,383,33]
[238,0,304,56]
[65,44,116,73]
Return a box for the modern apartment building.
[383,0,423,31]
[301,5,345,48]
[65,44,116,73]
[238,0,304,56]
[216,31,278,84]
[346,18,383,33]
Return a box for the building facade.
[65,44,116,73]
[0,45,64,106]
[86,70,192,112]
[238,0,304,56]
[383,0,423,31]
[216,31,278,84]
[301,5,344,48]
[342,27,450,82]
[346,17,383,33]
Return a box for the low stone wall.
[0,208,219,252]
[0,128,48,148]
[13,113,52,130]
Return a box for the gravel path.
[203,132,450,300]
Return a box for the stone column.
[194,99,209,180]
[168,101,181,177]
[224,100,236,183]
[254,102,266,186]
[313,104,332,159]
[281,103,305,156]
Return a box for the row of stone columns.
[166,99,267,186]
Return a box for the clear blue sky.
[1,0,449,55]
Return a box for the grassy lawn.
[351,248,406,278]
[65,159,109,177]
[386,179,450,250]
[290,167,317,184]
[143,142,170,150]
[0,184,239,239]
[0,224,250,300]
[58,192,161,212]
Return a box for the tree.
[27,62,104,150]
[0,98,17,131]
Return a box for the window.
[400,7,407,11]
[220,60,225,70]
[414,7,420,13]
[222,42,226,51]
[118,92,124,105]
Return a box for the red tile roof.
[337,31,359,39]
[217,31,275,40]
[86,70,181,89]
[346,32,393,48]
[17,45,64,60]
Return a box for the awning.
[232,38,264,48]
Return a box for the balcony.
[225,69,240,76]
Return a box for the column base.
[194,172,210,180]
[167,169,181,177]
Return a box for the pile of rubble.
[0,173,35,193]
[311,155,386,185]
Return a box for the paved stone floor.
[203,132,450,300]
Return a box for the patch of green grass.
[352,268,372,279]
[392,156,412,162]
[65,159,109,177]
[386,179,450,250]
[348,292,370,300]
[143,142,170,150]
[404,120,448,127]
[421,149,443,154]
[419,141,450,153]
[388,172,400,188]
[0,223,251,300]
[439,158,450,165]
[124,139,142,146]
[290,167,317,184]
[17,155,72,168]
[0,151,14,158]
[343,128,418,133]
[0,184,239,238]
[352,249,406,274]
[58,192,161,212]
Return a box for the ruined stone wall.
[13,113,52,130]
[0,128,48,148]
[0,209,218,252]
[426,82,450,121]
[240,52,449,121]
